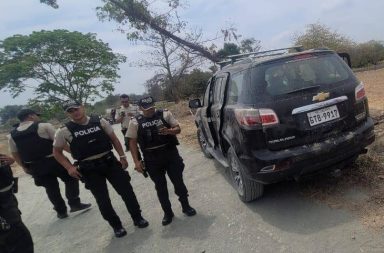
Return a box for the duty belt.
[144,144,174,153]
[77,152,114,168]
[23,155,54,164]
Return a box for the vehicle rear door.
[253,52,361,151]
[200,78,217,147]
[210,73,229,148]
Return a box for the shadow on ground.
[210,159,354,235]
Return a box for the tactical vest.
[136,110,179,151]
[10,122,53,162]
[65,115,112,161]
[0,164,13,191]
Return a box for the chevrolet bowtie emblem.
[312,92,330,102]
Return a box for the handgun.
[141,160,148,178]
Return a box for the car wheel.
[228,148,264,202]
[197,129,213,159]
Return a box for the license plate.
[307,105,340,126]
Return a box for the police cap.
[138,96,155,110]
[17,109,41,121]
[63,100,81,112]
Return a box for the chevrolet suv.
[189,47,375,202]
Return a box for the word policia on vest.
[141,119,164,128]
[73,126,102,137]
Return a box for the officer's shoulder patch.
[164,108,168,111]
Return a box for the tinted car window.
[203,80,211,106]
[227,72,244,105]
[262,53,352,96]
[213,77,224,103]
[237,53,355,103]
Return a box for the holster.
[12,178,18,194]
[0,216,10,232]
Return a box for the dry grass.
[355,68,384,113]
[157,100,199,148]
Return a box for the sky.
[0,0,383,107]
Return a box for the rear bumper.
[240,118,375,184]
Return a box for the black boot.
[133,217,149,228]
[162,212,174,226]
[70,203,92,213]
[181,199,196,216]
[57,212,68,219]
[113,227,127,238]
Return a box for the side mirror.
[189,99,202,108]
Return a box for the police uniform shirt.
[126,109,179,139]
[8,121,56,153]
[116,104,140,130]
[53,117,114,161]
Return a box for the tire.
[197,129,213,159]
[228,148,264,202]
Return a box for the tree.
[41,0,220,62]
[353,40,384,66]
[0,105,24,124]
[0,30,126,105]
[144,74,166,101]
[179,69,211,98]
[216,43,241,59]
[138,26,206,102]
[240,38,261,53]
[293,22,354,51]
[216,37,261,59]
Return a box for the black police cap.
[17,109,41,121]
[62,100,81,112]
[138,96,155,110]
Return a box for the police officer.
[53,100,148,238]
[8,109,90,219]
[127,96,196,226]
[0,154,33,253]
[116,94,140,152]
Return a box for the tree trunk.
[109,0,219,62]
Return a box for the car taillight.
[355,82,366,101]
[235,108,279,127]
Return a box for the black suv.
[189,47,375,202]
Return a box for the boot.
[133,216,149,228]
[181,199,196,217]
[70,203,92,213]
[113,227,127,238]
[162,212,174,226]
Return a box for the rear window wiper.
[284,85,320,95]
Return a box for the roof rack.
[217,45,303,68]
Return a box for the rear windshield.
[230,53,355,104]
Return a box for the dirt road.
[14,124,383,253]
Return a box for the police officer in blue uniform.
[9,109,90,219]
[53,100,148,238]
[127,96,196,226]
[0,154,33,253]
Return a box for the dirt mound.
[158,101,199,148]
